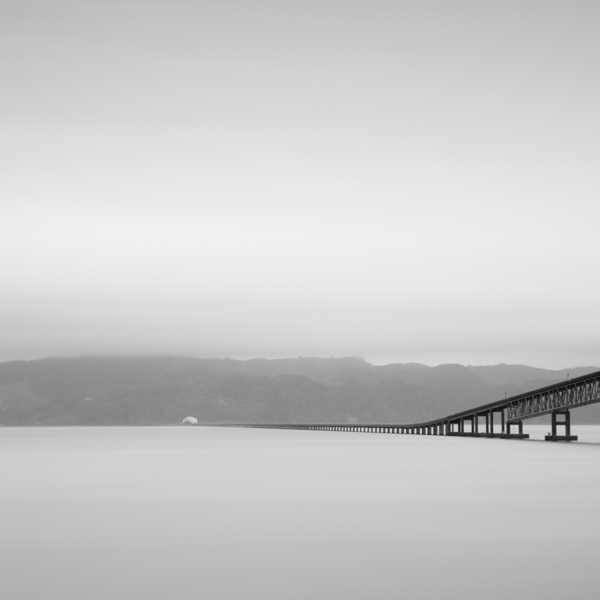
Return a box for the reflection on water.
[1,426,599,599]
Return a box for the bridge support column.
[545,410,577,441]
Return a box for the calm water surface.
[1,426,599,600]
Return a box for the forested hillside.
[0,356,598,425]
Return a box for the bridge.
[217,369,600,441]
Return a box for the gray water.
[1,426,599,600]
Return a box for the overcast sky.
[2,0,599,368]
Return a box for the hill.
[0,356,598,425]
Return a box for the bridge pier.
[545,410,577,441]
[479,413,489,436]
[500,420,529,439]
[466,415,475,436]
[487,409,504,437]
[473,414,485,436]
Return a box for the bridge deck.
[213,369,600,441]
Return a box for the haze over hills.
[0,356,598,426]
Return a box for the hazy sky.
[2,0,599,367]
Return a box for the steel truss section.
[507,375,600,422]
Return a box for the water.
[1,426,599,600]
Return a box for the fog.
[1,426,599,599]
[2,1,600,367]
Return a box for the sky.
[1,0,599,368]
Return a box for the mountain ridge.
[0,356,598,425]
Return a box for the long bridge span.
[216,369,600,442]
